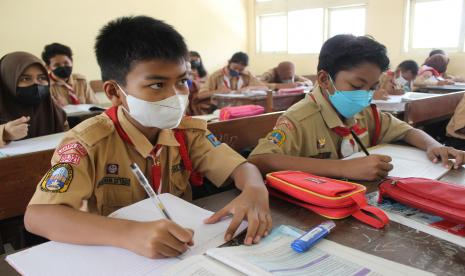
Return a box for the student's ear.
[103,81,124,106]
[317,70,332,93]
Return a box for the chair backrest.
[89,80,104,93]
[404,91,465,127]
[208,111,283,152]
[0,150,54,220]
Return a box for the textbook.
[162,225,433,276]
[5,193,247,276]
[62,104,106,116]
[344,144,451,180]
[367,191,465,247]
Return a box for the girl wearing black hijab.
[0,51,67,147]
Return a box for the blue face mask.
[326,77,374,118]
[229,69,240,77]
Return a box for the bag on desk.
[378,177,465,224]
[266,171,389,229]
[219,105,264,121]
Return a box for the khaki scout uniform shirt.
[259,68,313,90]
[198,67,264,94]
[29,106,246,216]
[447,94,465,139]
[50,73,97,107]
[250,86,413,159]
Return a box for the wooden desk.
[419,85,465,94]
[211,92,305,112]
[2,169,465,275]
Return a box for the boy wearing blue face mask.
[25,16,272,259]
[248,34,465,181]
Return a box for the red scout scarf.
[418,65,441,78]
[49,73,80,105]
[105,106,202,193]
[222,67,244,90]
[309,94,381,158]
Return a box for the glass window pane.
[259,14,287,52]
[412,0,463,48]
[329,7,366,37]
[288,9,324,53]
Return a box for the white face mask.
[395,75,408,86]
[118,84,189,129]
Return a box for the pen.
[350,129,370,156]
[130,163,172,220]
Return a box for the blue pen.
[291,221,336,253]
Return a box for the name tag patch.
[40,164,73,193]
[98,177,130,187]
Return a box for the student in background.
[189,51,208,83]
[414,54,454,87]
[42,43,97,107]
[25,16,271,259]
[446,94,465,149]
[248,35,465,181]
[260,61,313,90]
[427,49,464,82]
[0,52,68,147]
[198,52,267,96]
[394,60,418,92]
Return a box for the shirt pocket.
[96,179,133,216]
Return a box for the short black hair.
[41,43,73,65]
[429,49,446,57]
[229,52,249,66]
[95,15,188,84]
[397,60,419,76]
[189,51,207,78]
[317,34,390,79]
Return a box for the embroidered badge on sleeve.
[268,129,286,146]
[40,164,73,193]
[206,133,221,147]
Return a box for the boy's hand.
[426,146,465,169]
[124,219,194,259]
[204,185,272,245]
[4,116,30,141]
[341,154,393,180]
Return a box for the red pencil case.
[378,177,465,224]
[266,171,389,228]
[219,105,264,121]
[277,87,305,94]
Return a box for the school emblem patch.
[40,164,73,193]
[268,129,286,146]
[106,164,119,175]
[206,133,221,147]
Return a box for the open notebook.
[344,144,451,180]
[163,225,433,276]
[6,193,247,276]
[0,132,64,157]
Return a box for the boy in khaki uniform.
[249,35,465,181]
[260,61,313,90]
[25,16,271,259]
[42,43,97,107]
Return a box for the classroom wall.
[0,0,248,80]
[246,0,465,77]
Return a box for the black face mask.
[52,66,73,79]
[16,84,50,106]
[190,60,201,69]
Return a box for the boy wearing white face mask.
[248,35,465,181]
[25,16,272,259]
[394,60,419,93]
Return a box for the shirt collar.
[117,107,179,157]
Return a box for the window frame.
[405,0,465,53]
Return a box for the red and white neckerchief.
[222,67,244,90]
[49,73,80,105]
[331,123,368,158]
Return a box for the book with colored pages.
[162,225,433,276]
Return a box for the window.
[288,9,324,53]
[255,1,367,54]
[258,14,287,52]
[329,6,366,37]
[407,0,465,50]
